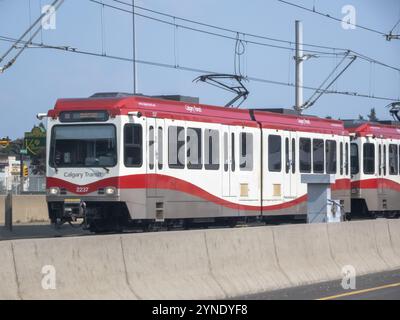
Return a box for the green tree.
[367,108,379,122]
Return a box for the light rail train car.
[346,120,400,218]
[44,93,351,232]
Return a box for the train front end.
[45,101,129,232]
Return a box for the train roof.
[49,95,348,135]
[345,121,400,139]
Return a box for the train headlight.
[104,186,116,196]
[48,187,60,196]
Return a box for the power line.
[0,34,397,103]
[389,18,400,34]
[88,0,342,57]
[276,0,386,36]
[89,0,400,73]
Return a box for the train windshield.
[50,125,117,168]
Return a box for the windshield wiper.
[53,162,59,174]
[101,166,110,174]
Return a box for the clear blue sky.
[0,0,399,138]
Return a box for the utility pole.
[295,20,303,112]
[132,0,137,94]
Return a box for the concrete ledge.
[1,220,400,299]
[0,195,5,224]
[11,195,48,224]
[273,223,341,286]
[121,230,225,300]
[328,220,388,275]
[205,227,290,297]
[0,241,19,299]
[11,235,136,299]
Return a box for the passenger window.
[379,145,382,175]
[204,129,220,170]
[168,126,185,169]
[285,138,290,174]
[313,139,324,173]
[351,143,359,175]
[158,127,163,170]
[231,133,235,172]
[124,124,142,167]
[363,143,375,175]
[292,138,296,174]
[326,140,337,174]
[299,138,311,173]
[340,142,343,175]
[268,135,282,172]
[224,133,228,172]
[389,144,398,175]
[149,126,154,170]
[383,145,387,176]
[240,133,253,171]
[187,128,202,169]
[345,143,349,176]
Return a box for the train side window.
[268,135,282,172]
[240,133,253,171]
[389,144,398,175]
[326,140,337,174]
[313,139,324,173]
[187,128,202,169]
[378,145,382,175]
[149,126,154,170]
[340,142,344,175]
[345,142,349,176]
[285,138,290,174]
[299,138,311,173]
[363,143,375,175]
[350,143,359,175]
[224,133,228,172]
[292,138,296,174]
[124,124,143,167]
[158,127,163,170]
[383,145,387,176]
[231,133,235,172]
[204,129,220,170]
[168,126,185,169]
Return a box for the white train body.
[45,95,351,231]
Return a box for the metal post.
[132,0,137,95]
[295,20,303,112]
[5,192,12,231]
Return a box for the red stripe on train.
[47,175,350,211]
[351,178,400,192]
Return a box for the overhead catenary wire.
[88,0,400,74]
[0,0,64,73]
[0,33,397,103]
[389,18,400,34]
[276,0,387,36]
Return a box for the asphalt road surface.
[0,222,91,240]
[237,269,400,300]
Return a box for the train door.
[377,139,387,198]
[283,132,297,198]
[222,126,236,198]
[146,117,165,197]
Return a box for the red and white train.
[346,121,400,218]
[42,93,399,232]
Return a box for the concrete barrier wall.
[0,195,5,224]
[2,219,400,299]
[0,241,19,299]
[12,235,136,299]
[11,195,48,224]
